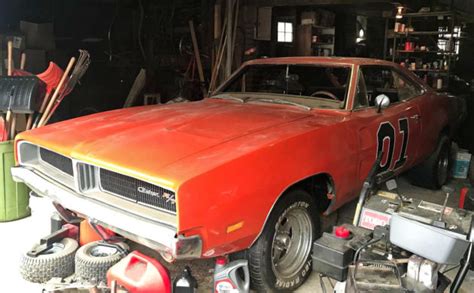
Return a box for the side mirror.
[375,94,390,113]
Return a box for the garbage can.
[0,141,30,221]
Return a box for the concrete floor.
[1,176,473,292]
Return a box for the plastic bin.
[452,150,472,179]
[0,141,30,221]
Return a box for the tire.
[75,241,129,284]
[409,135,451,189]
[20,238,78,283]
[247,189,319,292]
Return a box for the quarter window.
[360,66,423,107]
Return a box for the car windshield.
[215,64,352,109]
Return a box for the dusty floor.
[0,176,473,292]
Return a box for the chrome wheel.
[90,245,119,257]
[43,243,65,255]
[437,147,449,185]
[271,206,313,279]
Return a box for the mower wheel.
[75,241,129,284]
[20,237,78,283]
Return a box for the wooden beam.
[123,69,146,108]
[188,20,207,96]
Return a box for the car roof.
[244,56,396,67]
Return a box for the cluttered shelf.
[396,50,457,55]
[387,32,462,39]
[409,68,448,73]
[401,11,454,18]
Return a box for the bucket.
[0,141,30,221]
[79,220,115,246]
[452,150,472,179]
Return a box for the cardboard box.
[23,49,47,74]
[0,32,26,50]
[0,47,22,76]
[301,11,317,25]
[20,21,55,50]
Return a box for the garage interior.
[1,0,474,292]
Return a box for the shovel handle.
[7,41,13,76]
[38,57,76,127]
[20,53,26,70]
[9,115,16,140]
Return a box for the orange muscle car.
[12,57,463,291]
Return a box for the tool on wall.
[27,62,64,130]
[31,49,90,128]
[40,50,90,126]
[0,76,47,141]
[35,57,76,128]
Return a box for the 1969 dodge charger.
[12,57,463,291]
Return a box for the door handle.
[410,114,420,121]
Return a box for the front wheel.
[248,189,319,292]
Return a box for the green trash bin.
[0,140,30,221]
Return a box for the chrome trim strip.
[11,166,201,260]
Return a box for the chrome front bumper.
[11,166,202,261]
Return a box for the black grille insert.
[100,169,176,213]
[39,148,74,176]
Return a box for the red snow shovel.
[25,62,64,130]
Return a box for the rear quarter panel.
[415,92,455,164]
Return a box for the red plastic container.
[107,251,171,293]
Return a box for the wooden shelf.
[397,31,449,36]
[403,11,453,18]
[397,50,457,55]
[312,25,334,30]
[313,42,333,46]
[409,69,449,73]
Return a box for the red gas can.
[107,250,171,293]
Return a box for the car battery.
[312,225,372,281]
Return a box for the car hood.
[18,99,314,187]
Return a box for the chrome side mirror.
[375,94,390,113]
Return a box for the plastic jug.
[213,257,250,293]
[173,266,198,292]
[107,250,171,293]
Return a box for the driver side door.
[352,65,422,182]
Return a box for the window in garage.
[277,22,293,43]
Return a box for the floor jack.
[312,154,474,292]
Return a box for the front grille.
[100,169,176,213]
[39,148,74,176]
[77,163,97,191]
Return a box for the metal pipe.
[225,0,233,78]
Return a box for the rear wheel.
[409,135,451,189]
[248,189,319,291]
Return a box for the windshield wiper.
[247,98,311,110]
[210,95,247,103]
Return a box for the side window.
[391,70,423,101]
[360,66,399,106]
[354,70,368,109]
